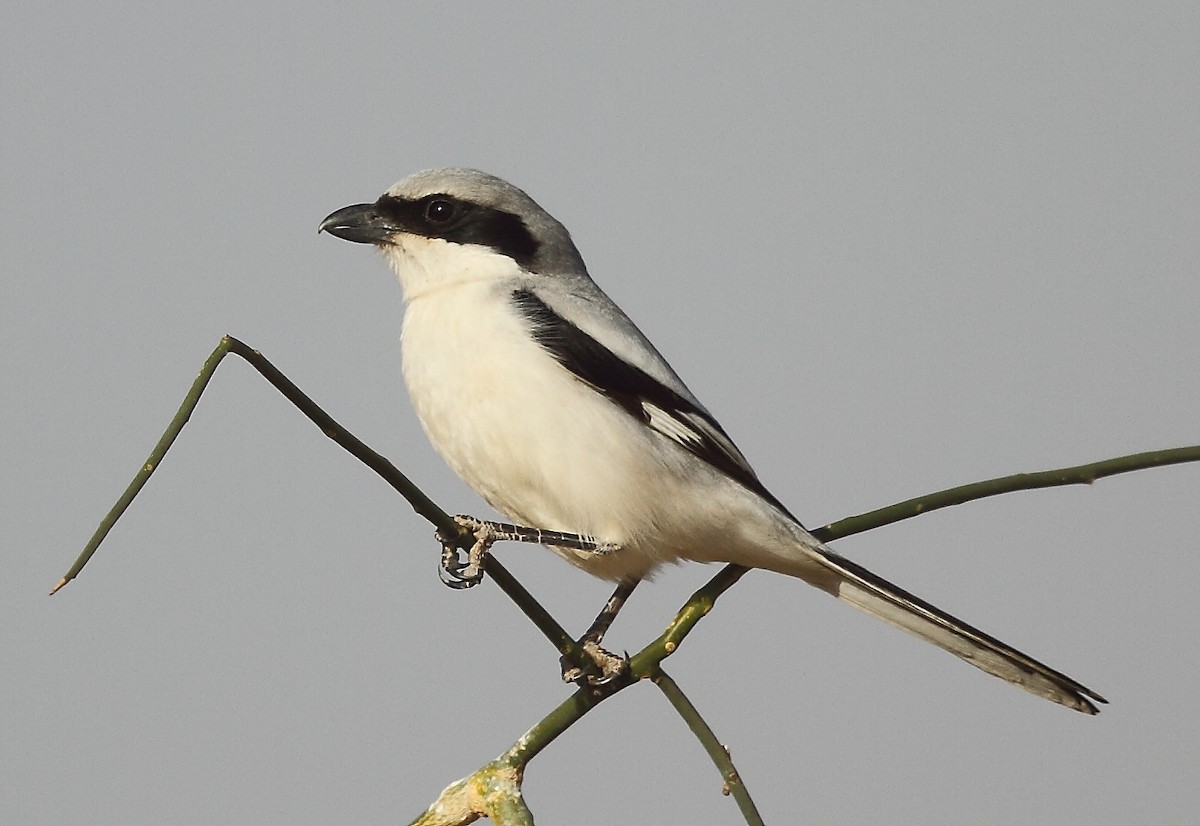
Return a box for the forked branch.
[52,336,1199,824]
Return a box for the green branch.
[814,445,1200,543]
[652,668,763,825]
[53,336,1200,825]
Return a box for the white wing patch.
[642,402,758,482]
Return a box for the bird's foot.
[437,515,622,589]
[560,640,632,689]
[436,515,498,589]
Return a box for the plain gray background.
[4,3,1198,823]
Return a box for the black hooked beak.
[318,202,398,245]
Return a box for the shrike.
[320,168,1104,714]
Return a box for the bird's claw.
[436,516,495,589]
[437,548,483,588]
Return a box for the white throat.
[381,235,526,302]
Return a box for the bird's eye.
[424,198,456,223]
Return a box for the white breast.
[384,237,804,581]
[393,260,673,578]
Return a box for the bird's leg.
[436,514,620,589]
[561,578,640,687]
[436,515,636,687]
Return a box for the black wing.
[511,288,794,518]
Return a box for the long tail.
[785,539,1106,714]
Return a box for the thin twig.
[652,668,764,825]
[814,445,1200,542]
[52,337,580,661]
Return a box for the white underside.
[380,234,1098,713]
[394,242,812,581]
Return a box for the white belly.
[396,273,815,583]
